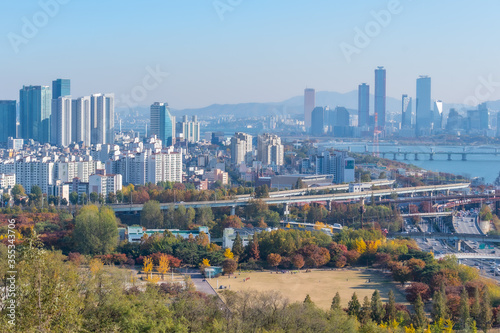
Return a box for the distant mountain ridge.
[116,91,500,119]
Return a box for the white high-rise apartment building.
[108,150,182,186]
[15,157,55,194]
[257,133,284,166]
[230,132,253,165]
[51,96,72,147]
[72,96,91,146]
[55,160,103,183]
[91,94,114,145]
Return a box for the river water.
[320,142,500,184]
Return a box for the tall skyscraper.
[374,66,386,129]
[51,96,72,147]
[358,83,369,128]
[416,76,431,135]
[433,100,443,130]
[311,106,326,135]
[401,94,412,128]
[90,94,115,145]
[19,85,52,143]
[0,101,16,143]
[150,102,174,146]
[52,79,70,99]
[72,96,91,146]
[304,88,315,129]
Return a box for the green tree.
[431,289,448,322]
[69,191,79,205]
[11,183,26,198]
[412,294,427,328]
[360,296,372,324]
[370,290,385,324]
[480,205,493,221]
[386,290,397,322]
[331,292,341,311]
[347,292,361,318]
[30,185,43,207]
[140,200,164,229]
[196,206,214,228]
[73,205,119,255]
[304,294,313,305]
[479,288,492,332]
[470,286,481,323]
[116,190,124,203]
[459,287,470,329]
[15,231,83,332]
[255,185,270,198]
[89,192,99,203]
[232,233,245,258]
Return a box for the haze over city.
[2,0,500,109]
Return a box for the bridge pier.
[326,200,332,211]
[404,153,408,161]
[462,153,467,161]
[393,153,397,160]
[284,203,290,217]
[447,153,452,161]
[381,153,386,158]
[231,206,236,216]
[456,240,462,251]
[429,153,434,161]
[414,153,419,161]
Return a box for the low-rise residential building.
[127,226,210,243]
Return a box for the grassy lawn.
[209,268,407,310]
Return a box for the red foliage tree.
[405,282,431,303]
[291,254,305,270]
[344,250,361,265]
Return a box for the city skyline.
[1,1,500,109]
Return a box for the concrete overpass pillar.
[429,153,434,161]
[462,153,467,161]
[447,153,452,161]
[326,200,332,211]
[414,153,419,161]
[231,206,236,216]
[284,203,290,217]
[393,153,397,160]
[456,240,462,251]
[404,153,408,160]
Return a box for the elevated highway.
[389,232,500,243]
[434,253,500,260]
[111,183,470,213]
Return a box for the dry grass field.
[209,269,407,310]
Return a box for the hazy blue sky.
[1,0,500,109]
